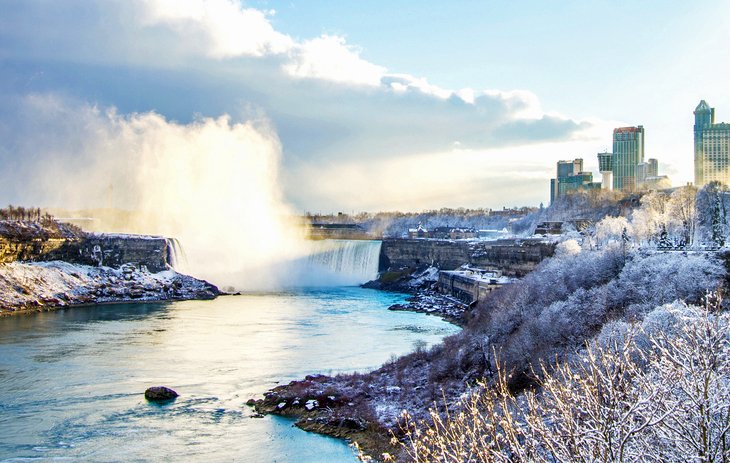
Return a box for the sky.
[1,0,730,214]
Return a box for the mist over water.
[8,95,346,290]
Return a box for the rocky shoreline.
[364,265,471,327]
[388,289,469,327]
[0,260,219,316]
[248,374,400,459]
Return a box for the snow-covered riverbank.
[0,261,219,316]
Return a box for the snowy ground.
[0,261,218,315]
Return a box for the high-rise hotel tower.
[694,100,730,187]
[612,126,645,191]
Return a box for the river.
[0,287,459,462]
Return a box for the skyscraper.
[597,152,613,190]
[612,126,645,191]
[694,100,730,187]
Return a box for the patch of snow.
[87,232,165,240]
[305,399,318,411]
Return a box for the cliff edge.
[0,219,219,315]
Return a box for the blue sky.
[1,0,729,213]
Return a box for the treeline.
[0,205,84,239]
[0,205,54,224]
[306,207,540,238]
[558,183,729,250]
[306,206,537,222]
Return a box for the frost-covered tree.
[397,301,730,463]
[554,239,582,257]
[595,216,632,247]
[630,191,670,246]
[668,185,698,246]
[696,182,728,248]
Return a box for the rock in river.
[144,386,179,402]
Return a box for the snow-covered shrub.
[554,238,582,257]
[607,252,723,317]
[468,248,723,388]
[398,302,730,463]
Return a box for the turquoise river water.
[0,287,459,462]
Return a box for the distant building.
[418,226,477,240]
[558,158,583,179]
[449,228,477,240]
[429,226,454,239]
[550,158,600,203]
[636,158,660,189]
[598,152,613,191]
[535,221,563,235]
[647,158,659,177]
[438,268,511,304]
[612,126,645,191]
[694,100,730,187]
[407,223,429,239]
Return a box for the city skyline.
[1,1,729,212]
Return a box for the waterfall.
[165,238,188,271]
[297,240,382,286]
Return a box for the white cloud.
[382,74,453,99]
[483,89,544,119]
[284,35,386,86]
[138,0,294,58]
[137,0,386,86]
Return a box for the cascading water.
[296,240,382,287]
[165,238,188,272]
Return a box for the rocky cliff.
[0,221,219,315]
[0,233,170,272]
[379,239,471,271]
[380,238,555,277]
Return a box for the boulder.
[144,386,179,402]
[336,417,368,431]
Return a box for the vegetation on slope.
[0,205,85,240]
[261,184,730,461]
[397,299,730,463]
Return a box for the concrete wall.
[437,271,503,304]
[380,238,555,276]
[0,235,170,272]
[379,239,471,271]
[470,239,556,276]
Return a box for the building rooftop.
[613,126,643,134]
[695,100,712,113]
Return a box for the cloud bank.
[0,0,595,212]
